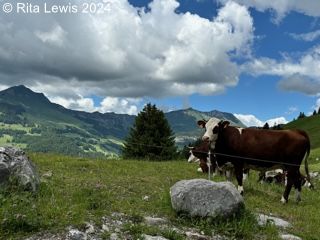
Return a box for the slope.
[284,114,320,149]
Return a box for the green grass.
[0,153,320,239]
[285,114,320,149]
[0,123,32,132]
[0,134,13,145]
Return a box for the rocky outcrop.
[170,179,244,218]
[0,146,40,192]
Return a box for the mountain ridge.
[0,85,245,157]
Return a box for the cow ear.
[197,120,206,128]
[222,121,230,128]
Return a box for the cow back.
[215,127,310,169]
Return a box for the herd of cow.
[187,117,314,203]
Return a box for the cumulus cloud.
[35,24,67,47]
[278,74,320,95]
[234,114,263,127]
[234,113,287,127]
[99,97,139,115]
[0,0,254,101]
[265,117,288,126]
[49,96,96,112]
[47,94,140,115]
[242,45,320,95]
[219,0,320,22]
[290,30,320,42]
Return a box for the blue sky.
[0,0,320,126]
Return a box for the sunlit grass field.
[1,152,320,239]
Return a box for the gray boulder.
[0,146,40,192]
[170,179,244,218]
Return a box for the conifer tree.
[313,110,317,116]
[298,112,306,119]
[122,103,177,160]
[262,122,270,129]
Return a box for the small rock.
[67,229,87,240]
[310,172,319,178]
[257,214,291,228]
[110,233,118,240]
[144,216,167,226]
[42,170,53,178]
[142,235,169,240]
[101,224,109,232]
[84,222,95,234]
[185,231,210,240]
[280,234,302,240]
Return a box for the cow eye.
[212,126,219,134]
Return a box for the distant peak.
[5,85,34,93]
[0,85,50,104]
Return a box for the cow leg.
[281,171,294,204]
[235,167,244,195]
[294,172,302,203]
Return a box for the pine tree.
[122,103,177,160]
[262,122,270,129]
[318,107,320,115]
[298,112,306,119]
[313,110,317,116]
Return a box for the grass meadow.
[1,152,320,239]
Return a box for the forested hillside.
[0,85,244,157]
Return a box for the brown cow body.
[198,119,312,203]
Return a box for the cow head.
[197,118,230,149]
[187,147,200,163]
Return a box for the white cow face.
[197,117,221,142]
[197,118,230,149]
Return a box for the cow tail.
[304,142,314,189]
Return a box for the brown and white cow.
[187,141,214,173]
[198,118,312,203]
[188,141,237,180]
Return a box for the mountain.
[0,85,245,157]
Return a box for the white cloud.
[35,24,67,47]
[242,45,320,95]
[265,117,288,126]
[47,94,140,115]
[290,30,320,42]
[315,98,320,112]
[234,113,288,127]
[234,114,263,127]
[219,0,320,22]
[99,97,139,115]
[49,96,96,112]
[0,0,254,99]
